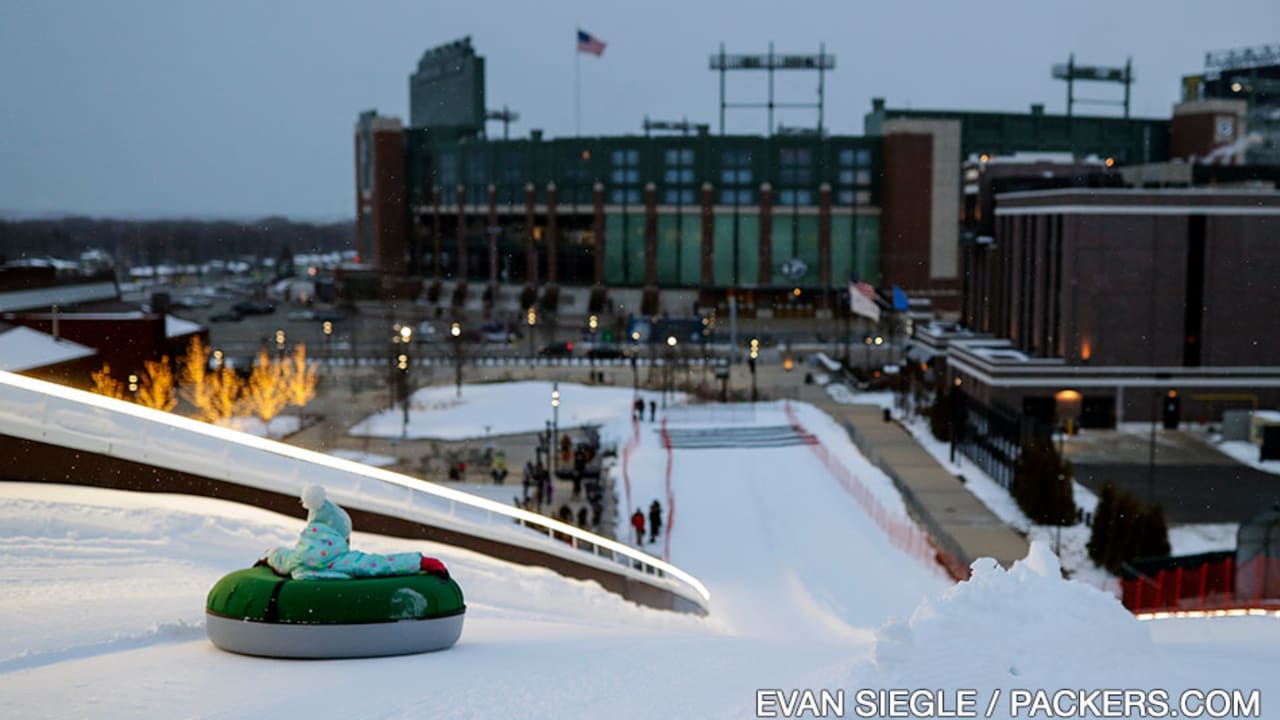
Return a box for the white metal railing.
[0,371,710,611]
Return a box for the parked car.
[233,300,275,315]
[209,311,243,323]
[586,344,627,359]
[312,309,345,322]
[538,342,575,357]
[286,309,316,321]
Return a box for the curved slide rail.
[0,371,710,613]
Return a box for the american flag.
[577,29,606,57]
[848,277,880,323]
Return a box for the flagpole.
[575,34,581,137]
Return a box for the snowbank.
[866,542,1179,692]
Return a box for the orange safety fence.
[784,400,968,581]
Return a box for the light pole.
[451,322,463,398]
[749,338,759,402]
[664,335,677,408]
[275,329,286,360]
[526,306,537,358]
[631,330,641,397]
[322,320,333,368]
[551,382,561,473]
[398,325,413,439]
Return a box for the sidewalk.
[802,386,1030,569]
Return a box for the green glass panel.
[656,215,680,286]
[712,213,736,286]
[831,215,854,286]
[680,211,701,287]
[737,215,759,287]
[627,213,646,285]
[796,214,820,288]
[771,213,793,286]
[604,214,626,285]
[855,216,881,286]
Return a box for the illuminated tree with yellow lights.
[282,343,317,409]
[90,363,127,400]
[240,349,288,423]
[179,336,213,416]
[208,366,243,425]
[136,356,177,412]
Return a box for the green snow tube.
[206,566,465,658]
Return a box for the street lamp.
[275,329,286,357]
[749,338,759,402]
[322,320,333,366]
[451,321,463,398]
[664,335,678,408]
[526,306,537,357]
[550,381,561,473]
[396,347,410,439]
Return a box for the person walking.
[490,450,508,485]
[522,461,533,503]
[648,400,656,422]
[630,508,645,546]
[648,499,663,544]
[633,397,644,421]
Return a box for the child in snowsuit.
[630,508,646,546]
[264,485,448,580]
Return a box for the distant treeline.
[0,216,355,267]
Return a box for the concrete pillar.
[758,182,773,286]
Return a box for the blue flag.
[892,285,909,312]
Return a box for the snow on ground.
[326,449,398,467]
[1168,523,1239,555]
[5,395,1280,717]
[350,381,677,440]
[1215,439,1280,476]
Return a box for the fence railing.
[0,371,711,613]
[661,404,758,425]
[1122,554,1280,616]
[783,401,967,581]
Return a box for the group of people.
[630,500,664,546]
[632,397,657,423]
[513,432,606,532]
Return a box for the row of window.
[437,146,874,196]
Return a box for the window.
[779,148,812,184]
[664,148,694,165]
[611,149,639,165]
[610,188,641,204]
[664,168,694,184]
[438,152,458,188]
[720,189,752,204]
[610,168,639,184]
[664,189,695,204]
[778,189,813,205]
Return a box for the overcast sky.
[2,1,1275,220]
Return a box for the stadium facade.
[353,37,1176,316]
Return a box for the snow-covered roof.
[0,326,97,371]
[0,281,120,313]
[164,314,204,338]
